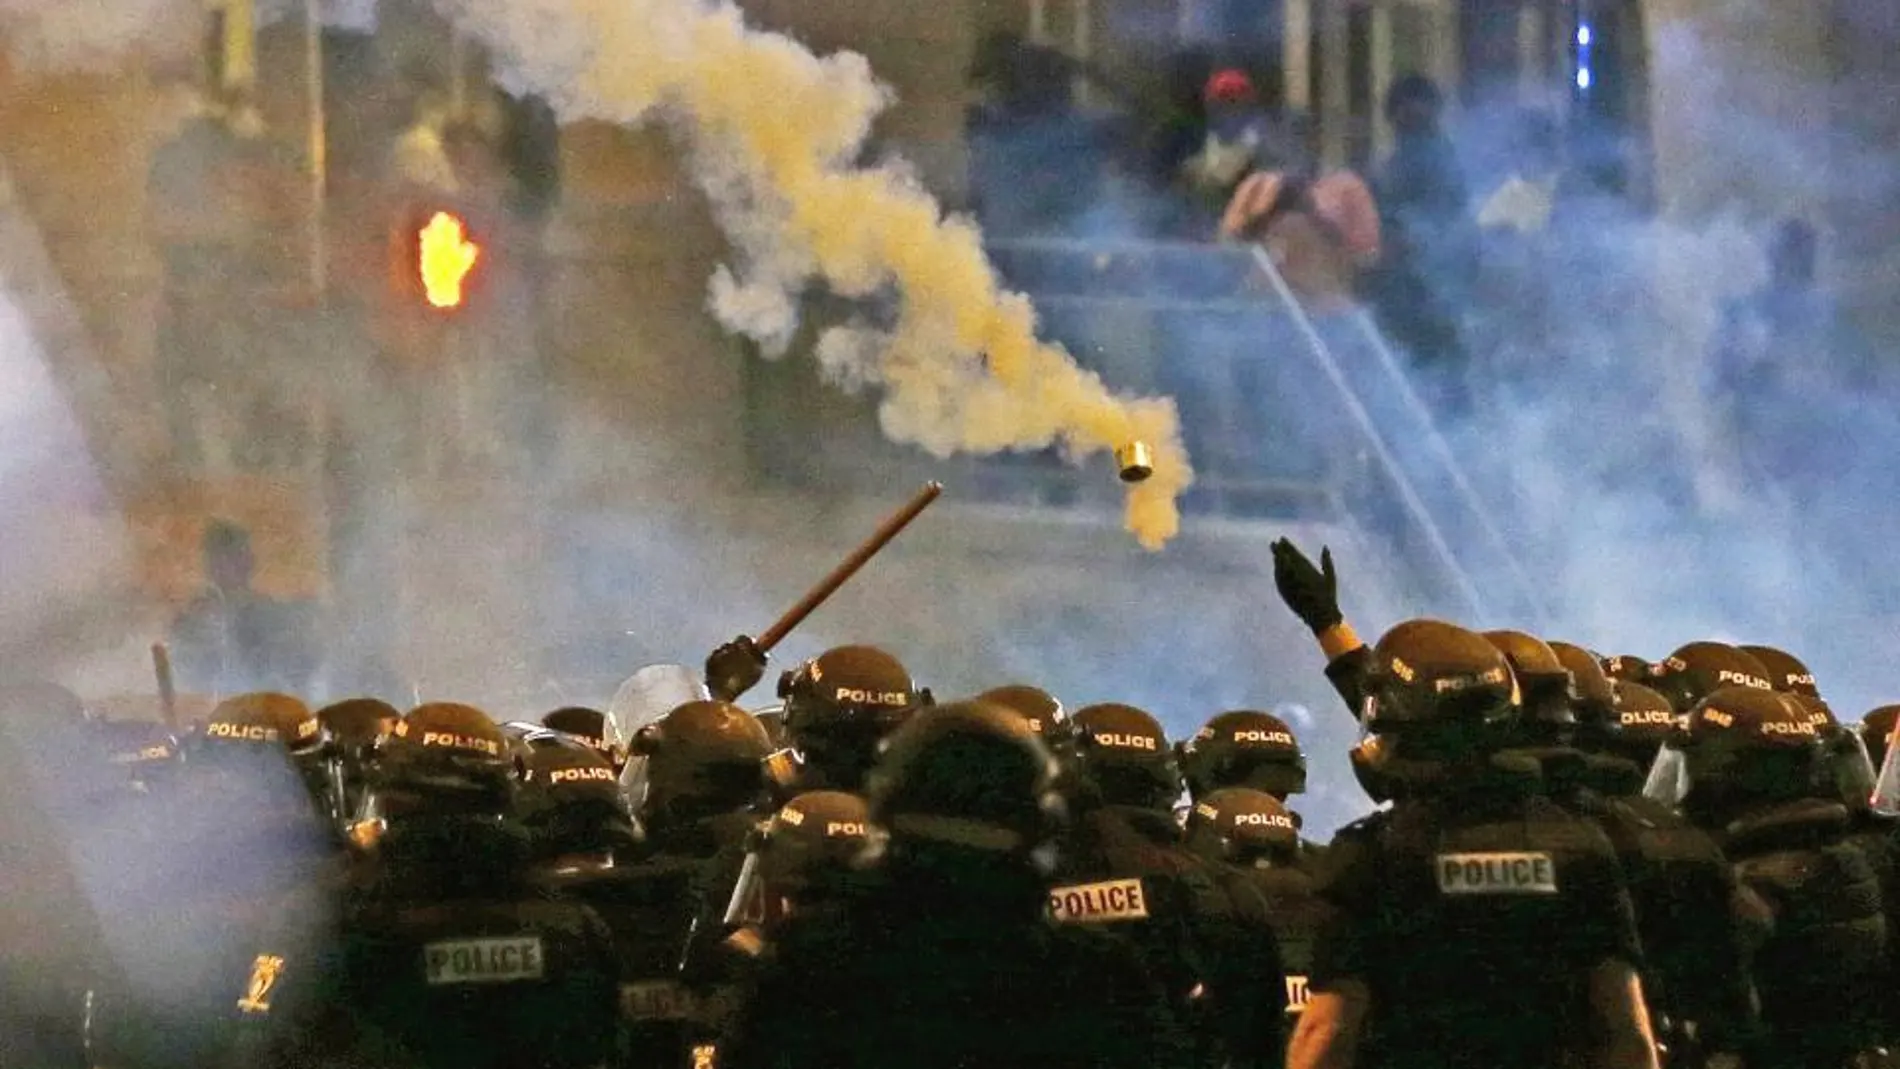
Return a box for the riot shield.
[609,664,709,802]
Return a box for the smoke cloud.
[0,0,194,72]
[434,0,1193,549]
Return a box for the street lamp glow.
[1577,24,1592,46]
[1576,68,1592,90]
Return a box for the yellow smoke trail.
[440,0,1193,548]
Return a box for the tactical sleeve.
[1324,646,1374,721]
[1306,822,1384,990]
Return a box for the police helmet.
[1647,642,1774,714]
[1482,630,1577,729]
[317,698,399,748]
[1600,654,1654,687]
[627,699,773,828]
[1608,681,1681,767]
[1859,705,1900,775]
[866,701,1065,863]
[976,685,1071,745]
[516,743,639,860]
[1739,645,1821,700]
[1644,687,1821,820]
[541,706,626,772]
[1549,641,1618,731]
[1362,620,1519,733]
[1180,710,1306,800]
[779,645,926,791]
[194,692,323,760]
[753,790,871,904]
[316,698,399,828]
[373,702,514,816]
[1070,703,1182,811]
[1182,787,1300,867]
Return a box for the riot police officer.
[1182,786,1326,1042]
[772,644,926,794]
[719,700,1187,1069]
[1293,619,1659,1069]
[1647,686,1888,1069]
[1055,701,1287,1068]
[1180,710,1308,804]
[317,702,619,1069]
[1608,680,1681,769]
[619,699,776,1063]
[1489,640,1758,1068]
[90,692,340,1069]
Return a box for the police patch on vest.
[1435,852,1558,894]
[1048,878,1149,923]
[423,937,545,984]
[1284,974,1310,1014]
[621,980,691,1020]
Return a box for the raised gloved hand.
[705,635,767,703]
[1271,539,1342,636]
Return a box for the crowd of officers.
[5,536,1900,1069]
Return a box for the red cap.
[1204,69,1256,105]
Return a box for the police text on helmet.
[549,766,617,785]
[1093,732,1158,751]
[1234,811,1297,830]
[1233,729,1295,746]
[832,688,910,706]
[421,731,502,755]
[208,722,278,742]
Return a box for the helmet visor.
[1642,744,1692,809]
[1871,730,1900,816]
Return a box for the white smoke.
[0,0,195,72]
[433,0,1194,549]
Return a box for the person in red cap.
[1183,67,1273,205]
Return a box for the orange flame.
[418,211,479,308]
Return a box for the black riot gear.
[1644,686,1821,822]
[1349,620,1520,802]
[1183,787,1301,866]
[1483,629,1577,733]
[976,684,1071,745]
[516,744,640,861]
[779,644,924,792]
[193,691,322,760]
[1069,703,1183,813]
[540,706,626,772]
[867,701,1066,862]
[722,699,1187,1069]
[753,790,871,917]
[1740,644,1821,699]
[627,698,771,835]
[1360,620,1519,732]
[1665,687,1891,1067]
[1180,710,1307,801]
[1647,641,1774,714]
[377,703,513,801]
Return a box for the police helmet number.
[1285,975,1310,1014]
[1434,852,1558,895]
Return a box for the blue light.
[1577,24,1592,46]
[1576,67,1592,89]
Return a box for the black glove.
[1271,539,1342,636]
[705,635,767,703]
